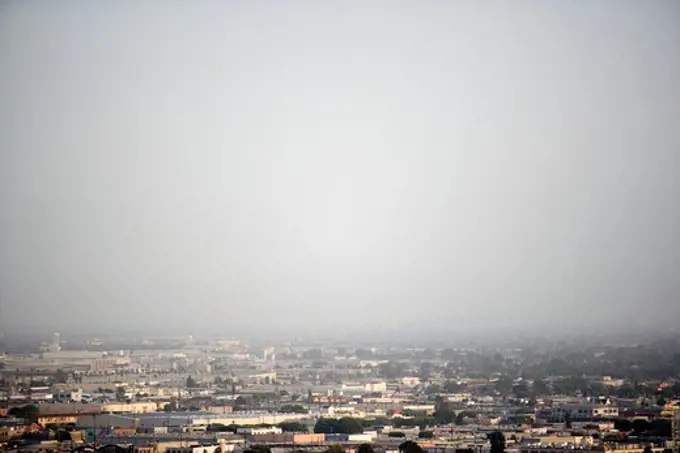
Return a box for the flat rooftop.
[88,411,304,420]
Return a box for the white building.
[262,347,275,361]
[348,432,378,442]
[403,404,436,415]
[39,333,62,353]
[341,383,364,394]
[326,405,366,418]
[447,393,471,403]
[165,444,230,453]
[364,382,387,393]
[552,404,619,420]
[236,427,282,435]
[400,377,421,387]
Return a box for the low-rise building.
[364,382,388,393]
[237,426,282,436]
[401,377,421,387]
[403,404,436,415]
[76,411,310,430]
[551,404,619,420]
[90,357,131,374]
[520,445,663,453]
[52,389,83,403]
[164,445,223,453]
[248,433,324,444]
[37,401,158,415]
[0,425,31,443]
[520,435,593,448]
[36,414,80,425]
[133,446,157,453]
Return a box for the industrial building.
[76,411,311,430]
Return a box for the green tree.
[421,349,436,359]
[355,349,374,359]
[115,386,127,401]
[164,399,178,412]
[280,404,308,414]
[8,404,38,419]
[528,394,537,407]
[673,381,680,396]
[494,375,513,396]
[278,421,308,432]
[357,444,375,453]
[22,431,48,442]
[394,416,436,428]
[425,384,443,394]
[443,380,462,393]
[54,369,69,384]
[399,441,425,453]
[389,432,406,438]
[339,417,363,434]
[226,423,242,433]
[533,379,549,395]
[379,361,405,379]
[455,412,467,426]
[434,407,455,424]
[650,419,672,437]
[512,381,531,399]
[234,395,248,411]
[441,348,457,360]
[314,418,332,434]
[614,419,633,432]
[325,447,347,453]
[314,417,363,434]
[360,418,377,428]
[419,362,434,380]
[55,430,72,442]
[186,375,197,388]
[419,431,434,439]
[245,446,271,453]
[302,349,323,360]
[632,419,650,434]
[207,423,229,432]
[488,431,505,453]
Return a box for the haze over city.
[1,1,679,339]
[3,4,680,453]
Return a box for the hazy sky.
[1,1,679,339]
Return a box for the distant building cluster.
[1,333,680,453]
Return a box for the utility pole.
[672,407,680,453]
[92,413,98,447]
